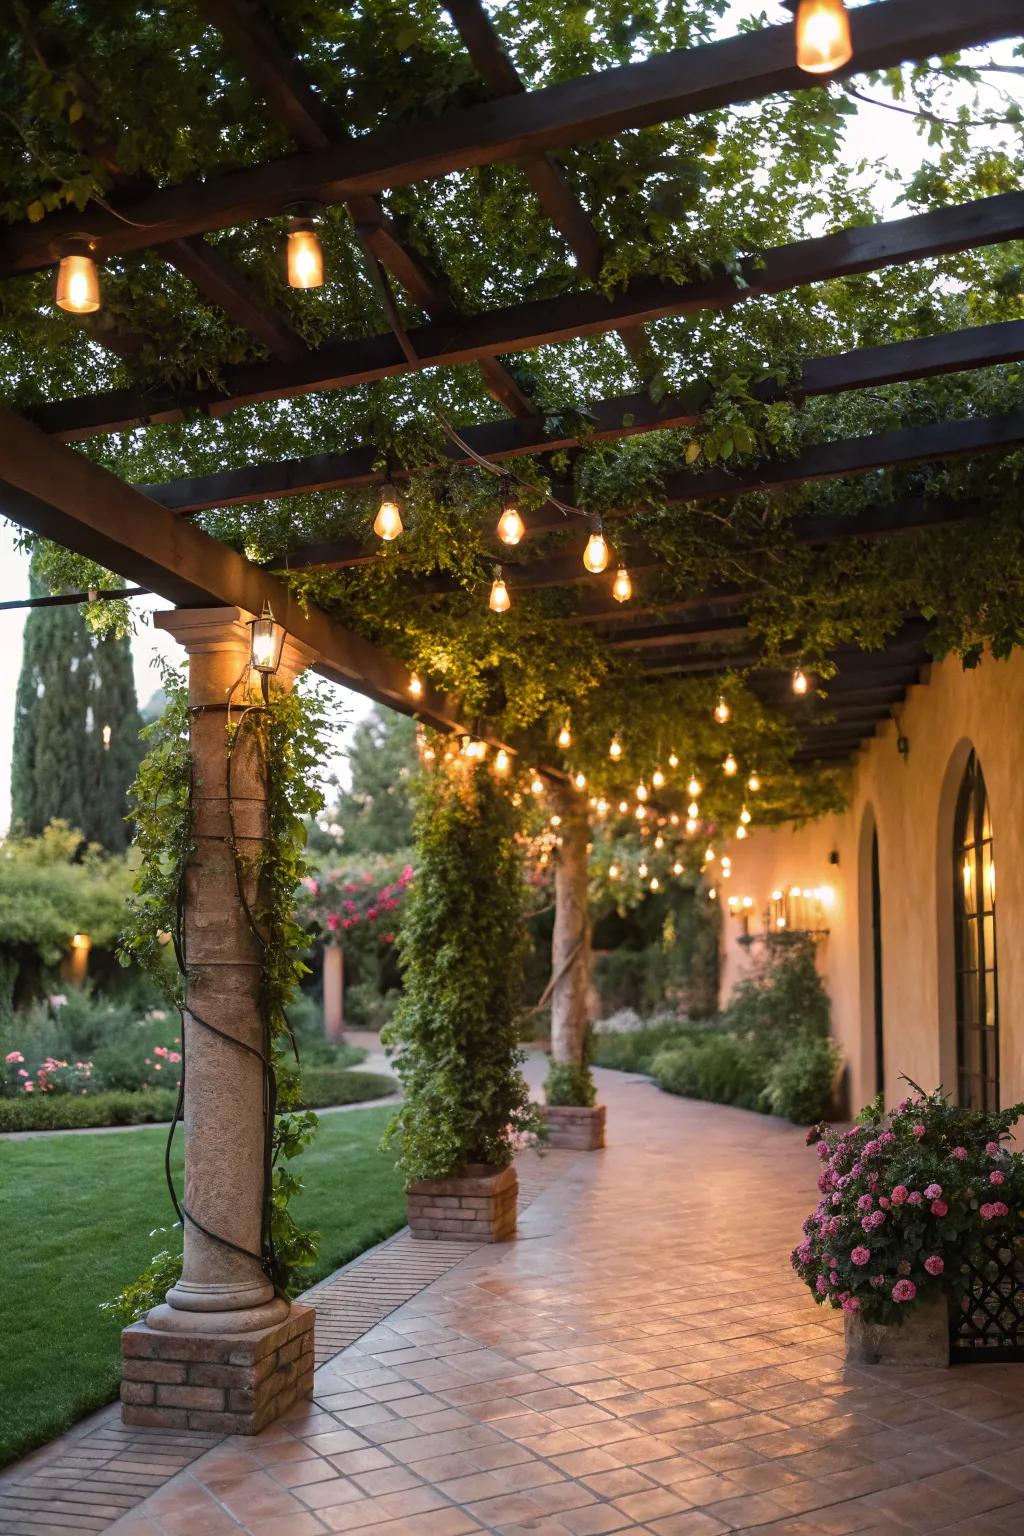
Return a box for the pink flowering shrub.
[792,1083,1024,1325]
[300,862,412,946]
[3,1050,93,1096]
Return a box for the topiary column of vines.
[382,753,534,1182]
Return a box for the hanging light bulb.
[673,861,683,876]
[668,752,679,769]
[574,771,587,791]
[636,782,648,802]
[654,833,664,849]
[612,565,632,604]
[687,775,701,799]
[609,863,620,880]
[618,799,629,814]
[639,862,648,879]
[686,817,698,834]
[609,734,622,761]
[495,748,510,775]
[423,744,436,763]
[489,566,511,613]
[558,721,572,749]
[409,673,423,698]
[705,846,716,863]
[596,798,609,817]
[795,0,853,75]
[650,877,660,891]
[635,805,647,821]
[736,824,748,841]
[55,236,101,314]
[652,767,665,789]
[373,481,404,541]
[583,518,610,574]
[531,774,544,795]
[550,814,562,828]
[687,800,700,820]
[792,667,810,695]
[722,752,738,776]
[286,213,324,288]
[497,482,525,546]
[714,695,731,725]
[747,771,761,793]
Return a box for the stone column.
[121,607,317,1434]
[550,782,591,1070]
[323,943,344,1040]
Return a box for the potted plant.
[542,1051,606,1150]
[792,1083,1024,1365]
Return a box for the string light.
[55,236,101,313]
[723,752,738,776]
[531,774,544,795]
[609,863,620,880]
[736,824,748,840]
[792,667,810,695]
[639,862,648,878]
[687,800,700,820]
[489,566,511,613]
[739,806,751,825]
[747,771,761,793]
[673,861,683,876]
[612,565,633,603]
[687,774,701,799]
[742,895,753,910]
[609,734,622,760]
[652,767,665,788]
[686,817,698,834]
[772,889,783,901]
[705,846,716,862]
[635,805,647,821]
[550,814,562,827]
[618,799,629,814]
[558,721,572,749]
[286,214,324,288]
[636,782,648,802]
[795,0,853,75]
[714,695,731,725]
[650,877,660,891]
[373,481,403,541]
[596,798,609,817]
[708,887,717,900]
[654,834,664,849]
[721,855,732,870]
[574,771,587,790]
[495,748,510,775]
[668,752,679,769]
[497,483,525,545]
[583,518,610,574]
[409,673,423,698]
[669,812,679,827]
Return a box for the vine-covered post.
[121,607,317,1435]
[543,782,605,1149]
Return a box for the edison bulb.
[747,772,761,793]
[792,667,810,695]
[618,799,628,814]
[409,673,423,698]
[650,877,659,891]
[636,782,648,802]
[489,571,511,613]
[596,799,608,817]
[795,0,853,75]
[609,863,619,880]
[286,220,324,288]
[668,752,679,769]
[531,775,544,795]
[686,817,698,834]
[612,565,633,603]
[55,247,101,313]
[574,771,586,790]
[558,722,572,749]
[373,482,403,540]
[583,525,609,574]
[714,696,730,725]
[635,805,646,821]
[673,861,683,876]
[609,734,622,760]
[705,847,716,862]
[687,776,701,798]
[687,800,699,820]
[654,834,664,849]
[639,862,648,879]
[723,752,738,776]
[497,497,525,545]
[495,748,510,775]
[736,824,748,841]
[652,768,665,788]
[740,806,751,825]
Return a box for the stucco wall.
[717,650,1024,1115]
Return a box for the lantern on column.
[249,603,286,697]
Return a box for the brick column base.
[120,1302,314,1433]
[542,1104,606,1150]
[407,1164,517,1242]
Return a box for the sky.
[0,6,1019,831]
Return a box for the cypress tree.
[10,561,144,851]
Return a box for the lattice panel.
[950,1233,1024,1362]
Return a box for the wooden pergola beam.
[4,0,1020,275]
[0,405,465,734]
[161,236,309,364]
[33,195,1024,441]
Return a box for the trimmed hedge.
[590,1019,699,1074]
[0,1068,397,1133]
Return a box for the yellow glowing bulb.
[609,863,620,880]
[409,673,423,698]
[650,877,659,891]
[747,772,761,793]
[686,817,698,834]
[742,896,753,909]
[777,916,787,928]
[636,782,648,802]
[792,667,810,695]
[574,771,587,790]
[705,846,716,862]
[618,799,629,814]
[714,696,731,725]
[531,775,544,795]
[639,862,648,878]
[374,482,403,541]
[790,885,801,897]
[423,745,436,762]
[736,824,748,840]
[609,734,622,760]
[612,565,633,603]
[550,814,562,827]
[708,887,717,900]
[668,752,679,769]
[489,570,511,613]
[687,776,701,799]
[669,812,679,826]
[286,222,324,288]
[795,0,853,75]
[722,866,731,879]
[583,526,610,574]
[740,806,751,825]
[596,799,608,817]
[55,246,102,314]
[654,834,664,849]
[673,861,683,876]
[687,800,700,820]
[635,805,646,821]
[721,855,731,868]
[495,748,510,775]
[652,768,665,788]
[558,722,572,749]
[723,752,738,776]
[497,503,525,546]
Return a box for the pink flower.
[796,1242,812,1264]
[993,1201,1009,1218]
[891,1186,908,1205]
[857,1194,874,1211]
[815,1275,829,1295]
[5,1050,23,1063]
[952,1146,968,1161]
[302,876,319,895]
[23,1081,34,1092]
[841,1295,861,1313]
[851,1246,871,1267]
[980,1203,997,1220]
[924,1255,944,1276]
[325,912,340,932]
[990,1170,1006,1185]
[17,1069,27,1078]
[930,1200,948,1217]
[912,1124,926,1138]
[892,1279,917,1302]
[924,1183,942,1200]
[986,1141,1002,1157]
[878,1196,891,1209]
[830,1270,840,1285]
[907,1191,924,1206]
[382,932,395,944]
[862,1210,886,1231]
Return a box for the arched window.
[953,752,999,1110]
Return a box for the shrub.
[544,1059,597,1108]
[284,993,368,1068]
[792,1084,1024,1325]
[297,1067,396,1107]
[763,1036,840,1125]
[723,936,829,1046]
[651,1034,761,1110]
[593,1007,644,1035]
[590,1018,695,1074]
[0,1087,178,1132]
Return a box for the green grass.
[0,1105,406,1469]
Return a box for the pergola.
[2,0,1023,1434]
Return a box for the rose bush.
[792,1083,1024,1325]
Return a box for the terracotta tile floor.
[13,1066,1024,1535]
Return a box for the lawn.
[0,1105,407,1468]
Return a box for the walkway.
[11,1069,1024,1536]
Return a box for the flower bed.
[792,1084,1024,1327]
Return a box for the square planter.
[407,1163,517,1242]
[542,1103,606,1151]
[844,1291,949,1367]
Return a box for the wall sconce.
[249,602,286,698]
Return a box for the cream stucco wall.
[717,650,1024,1115]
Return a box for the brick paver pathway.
[12,1068,1024,1535]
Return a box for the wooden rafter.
[32,194,1024,441]
[3,0,1020,274]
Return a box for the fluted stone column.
[121,608,317,1434]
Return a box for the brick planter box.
[120,1302,315,1433]
[844,1291,949,1367]
[542,1103,606,1150]
[407,1163,517,1242]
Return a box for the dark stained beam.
[161,236,308,363]
[32,193,1024,440]
[605,618,750,650]
[4,0,1020,273]
[0,405,465,733]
